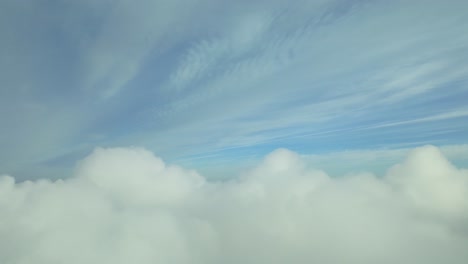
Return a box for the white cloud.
[1,145,467,263]
[387,146,468,218]
[302,144,468,175]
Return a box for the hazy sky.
[1,0,468,179]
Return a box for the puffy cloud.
[0,145,467,263]
[387,146,468,219]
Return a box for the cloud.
[1,145,467,263]
[301,144,468,176]
[125,0,468,159]
[80,0,197,98]
[1,0,468,178]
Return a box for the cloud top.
[1,145,467,263]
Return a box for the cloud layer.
[1,145,467,263]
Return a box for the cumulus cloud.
[1,145,467,263]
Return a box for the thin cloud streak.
[0,0,467,178]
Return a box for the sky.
[1,0,468,179]
[1,0,468,262]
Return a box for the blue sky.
[1,0,468,180]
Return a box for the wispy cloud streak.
[0,0,467,178]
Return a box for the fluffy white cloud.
[1,145,467,263]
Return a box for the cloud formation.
[1,0,468,178]
[1,145,467,263]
